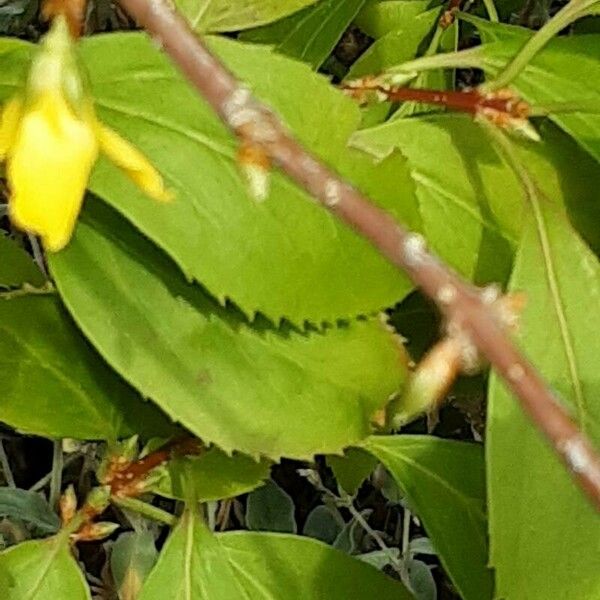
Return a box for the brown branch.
[116,0,600,510]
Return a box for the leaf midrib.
[20,537,65,599]
[528,189,586,427]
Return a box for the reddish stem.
[106,437,202,496]
[344,84,530,120]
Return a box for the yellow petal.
[0,97,22,160]
[97,124,172,202]
[8,95,98,252]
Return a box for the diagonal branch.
[116,0,600,510]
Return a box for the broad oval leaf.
[0,534,90,599]
[303,505,343,544]
[139,509,413,599]
[176,0,319,32]
[0,294,174,440]
[0,35,419,324]
[246,480,297,533]
[49,201,409,459]
[362,435,493,600]
[352,115,518,283]
[488,199,600,599]
[80,33,418,324]
[152,447,270,501]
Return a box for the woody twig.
[115,0,600,510]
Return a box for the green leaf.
[351,115,600,281]
[49,201,409,459]
[533,122,600,257]
[457,14,529,44]
[0,234,45,288]
[0,534,90,599]
[407,559,437,600]
[0,37,30,87]
[111,531,158,599]
[0,488,60,534]
[351,115,518,282]
[495,36,600,165]
[0,35,419,325]
[362,435,493,600]
[77,33,419,324]
[355,0,433,38]
[246,480,297,533]
[348,7,440,78]
[238,12,301,45]
[260,0,368,70]
[487,199,600,599]
[152,447,270,501]
[241,0,368,70]
[0,294,174,440]
[454,21,600,165]
[175,0,319,32]
[303,505,343,544]
[139,509,413,599]
[327,447,377,494]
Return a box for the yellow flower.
[0,17,171,252]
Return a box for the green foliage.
[245,479,297,533]
[0,235,45,288]
[0,488,59,535]
[303,505,343,544]
[355,0,433,38]
[0,294,174,439]
[110,531,158,598]
[139,509,413,599]
[0,2,599,599]
[175,0,320,32]
[349,6,440,77]
[475,25,600,165]
[363,436,493,600]
[327,447,377,494]
[488,196,600,599]
[79,33,418,324]
[48,202,408,458]
[241,0,368,70]
[352,115,600,281]
[152,447,270,501]
[0,534,90,599]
